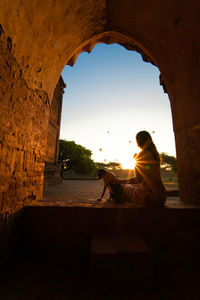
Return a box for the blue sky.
[60,43,176,168]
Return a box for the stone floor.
[2,261,197,300]
[0,180,199,299]
[1,259,192,300]
[41,179,194,209]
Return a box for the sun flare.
[121,157,136,170]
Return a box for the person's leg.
[123,183,152,206]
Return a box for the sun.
[121,157,136,170]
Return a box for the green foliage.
[160,152,177,172]
[95,161,122,171]
[59,140,97,174]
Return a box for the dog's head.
[97,168,106,180]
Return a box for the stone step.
[90,233,154,291]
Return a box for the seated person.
[113,131,166,207]
[97,131,166,207]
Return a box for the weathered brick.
[0,29,50,219]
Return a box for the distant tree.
[106,162,122,171]
[58,140,97,174]
[160,152,177,172]
[95,161,122,171]
[95,162,108,169]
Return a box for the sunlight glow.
[120,156,136,170]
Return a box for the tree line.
[59,139,177,174]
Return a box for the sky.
[60,43,176,169]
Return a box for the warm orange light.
[132,157,136,169]
[121,157,136,170]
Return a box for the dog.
[97,169,125,203]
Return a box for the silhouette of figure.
[113,131,166,207]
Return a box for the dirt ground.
[40,180,193,208]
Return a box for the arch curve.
[58,30,168,104]
[65,31,157,69]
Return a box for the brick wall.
[0,25,50,221]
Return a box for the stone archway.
[0,0,200,220]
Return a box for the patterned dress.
[122,150,166,207]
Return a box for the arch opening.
[44,41,178,205]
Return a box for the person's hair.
[136,131,160,161]
[97,168,106,180]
